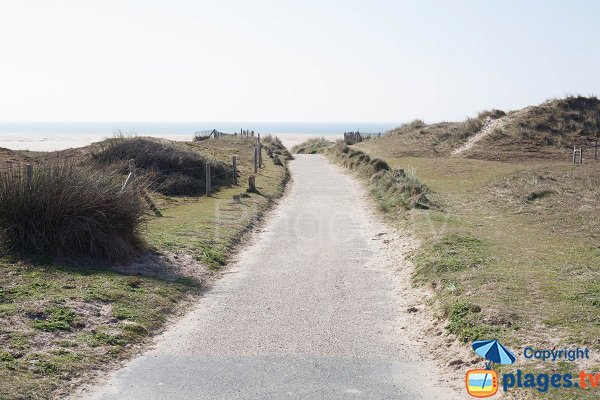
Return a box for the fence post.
[25,164,33,189]
[141,189,162,217]
[121,159,136,192]
[254,147,258,173]
[25,163,33,188]
[120,159,161,216]
[579,147,583,165]
[232,155,237,185]
[259,143,262,168]
[595,140,598,160]
[205,162,211,196]
[248,175,256,192]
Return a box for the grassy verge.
[353,140,600,398]
[0,136,289,399]
[292,136,599,398]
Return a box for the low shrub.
[292,137,333,154]
[328,143,431,210]
[413,234,487,280]
[445,302,495,342]
[93,137,231,196]
[0,162,146,260]
[263,135,292,160]
[370,158,390,172]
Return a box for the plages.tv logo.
[465,339,516,398]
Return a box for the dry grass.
[469,95,600,160]
[93,137,232,196]
[354,140,600,349]
[0,163,146,260]
[291,137,333,154]
[364,96,600,162]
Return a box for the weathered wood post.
[141,190,162,217]
[232,155,237,185]
[254,147,258,173]
[25,163,33,188]
[579,147,583,165]
[120,159,161,216]
[205,162,211,196]
[573,146,577,164]
[259,145,262,168]
[595,140,598,160]
[121,159,136,191]
[248,175,256,192]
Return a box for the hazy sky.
[1,0,599,123]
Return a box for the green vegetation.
[0,259,201,398]
[0,135,290,399]
[355,145,600,352]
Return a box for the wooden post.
[248,175,256,192]
[205,162,211,196]
[579,147,583,165]
[121,159,136,192]
[25,163,33,188]
[595,140,598,160]
[573,146,577,164]
[232,155,237,185]
[258,143,262,168]
[141,189,162,217]
[254,147,258,173]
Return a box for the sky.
[0,0,599,123]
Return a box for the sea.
[0,122,399,151]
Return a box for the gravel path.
[81,155,459,400]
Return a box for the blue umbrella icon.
[471,339,516,391]
[472,339,516,365]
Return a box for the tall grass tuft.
[0,163,146,260]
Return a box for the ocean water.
[0,122,399,151]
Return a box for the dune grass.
[0,163,146,260]
[93,137,232,196]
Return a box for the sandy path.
[452,117,507,155]
[80,155,461,400]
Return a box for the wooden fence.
[343,131,383,144]
[2,136,268,217]
[571,140,599,164]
